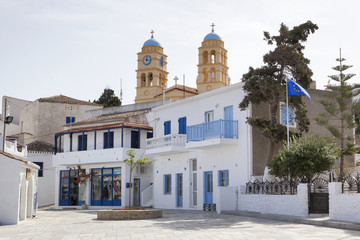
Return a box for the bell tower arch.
[197,23,229,93]
[135,30,168,103]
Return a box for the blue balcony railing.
[187,119,238,142]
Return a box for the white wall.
[149,83,253,211]
[0,157,22,225]
[27,152,54,207]
[329,182,360,223]
[0,155,39,225]
[237,184,308,217]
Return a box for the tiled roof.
[67,109,150,126]
[38,95,102,106]
[58,122,152,134]
[27,140,54,153]
[155,84,198,97]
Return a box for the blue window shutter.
[84,135,87,150]
[66,117,70,124]
[147,132,153,139]
[178,117,186,134]
[109,132,114,148]
[164,121,171,135]
[72,117,75,123]
[103,132,108,149]
[78,135,82,151]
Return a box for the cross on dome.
[150,30,154,39]
[211,23,215,33]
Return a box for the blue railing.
[187,119,238,142]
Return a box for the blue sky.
[1,0,359,108]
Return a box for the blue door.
[176,173,183,207]
[224,106,233,138]
[204,171,213,204]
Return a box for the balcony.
[145,134,187,156]
[186,119,238,149]
[53,147,144,166]
[5,140,27,158]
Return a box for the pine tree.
[239,21,318,165]
[314,49,360,180]
[94,88,121,107]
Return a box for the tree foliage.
[94,88,121,108]
[123,150,151,208]
[313,50,360,179]
[239,21,318,165]
[269,135,338,182]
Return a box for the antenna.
[120,78,123,102]
[183,74,185,99]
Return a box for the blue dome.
[143,38,161,47]
[204,32,222,41]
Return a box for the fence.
[245,179,299,195]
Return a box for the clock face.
[143,55,152,65]
[160,56,165,66]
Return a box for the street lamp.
[2,97,14,151]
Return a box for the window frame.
[103,131,114,149]
[164,174,172,194]
[280,102,296,128]
[33,161,43,177]
[204,110,214,123]
[218,170,229,187]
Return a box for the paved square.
[1,209,360,239]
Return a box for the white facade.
[53,111,154,209]
[0,151,39,225]
[27,152,54,207]
[146,82,252,211]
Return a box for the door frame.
[204,171,213,205]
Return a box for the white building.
[0,146,39,225]
[52,102,164,209]
[27,140,55,207]
[145,82,252,211]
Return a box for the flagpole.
[286,78,290,150]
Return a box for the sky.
[1,0,360,110]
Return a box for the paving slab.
[1,209,360,239]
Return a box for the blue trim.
[90,167,122,206]
[164,174,171,194]
[54,134,58,154]
[59,135,62,153]
[176,173,183,207]
[218,170,229,186]
[204,171,213,204]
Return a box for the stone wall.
[97,209,162,220]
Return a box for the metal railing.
[246,179,299,195]
[187,119,238,142]
[146,134,186,150]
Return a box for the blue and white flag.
[287,78,311,100]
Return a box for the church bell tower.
[135,30,168,103]
[197,23,229,93]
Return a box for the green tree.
[94,88,121,107]
[239,21,318,165]
[123,150,151,209]
[314,49,360,180]
[269,135,338,182]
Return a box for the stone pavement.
[1,209,360,240]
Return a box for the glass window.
[60,178,69,201]
[103,131,114,149]
[218,170,229,187]
[78,134,88,151]
[90,167,122,206]
[91,176,101,201]
[164,174,171,194]
[280,103,295,126]
[92,169,101,175]
[33,162,43,177]
[205,111,214,123]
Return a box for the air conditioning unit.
[137,165,146,174]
